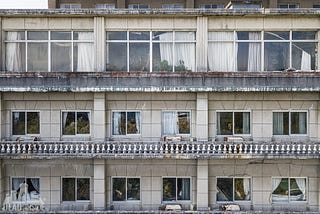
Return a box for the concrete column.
[186,0,195,8]
[196,93,208,141]
[93,159,105,210]
[93,93,106,141]
[269,0,278,8]
[94,17,105,72]
[117,0,126,8]
[196,159,209,211]
[196,17,208,72]
[47,0,57,8]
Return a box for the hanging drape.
[159,33,173,66]
[181,178,190,200]
[135,112,140,134]
[76,32,94,72]
[248,32,261,72]
[217,112,221,135]
[301,51,311,70]
[273,112,284,135]
[294,178,306,200]
[113,112,122,135]
[163,112,178,135]
[242,113,250,134]
[243,178,251,200]
[298,112,306,134]
[6,32,23,72]
[174,32,195,71]
[208,32,236,72]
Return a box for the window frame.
[162,176,192,202]
[199,4,224,8]
[111,176,141,202]
[61,177,91,202]
[162,4,184,9]
[128,4,150,9]
[216,110,251,136]
[106,30,196,72]
[161,110,192,136]
[11,176,41,202]
[60,3,81,9]
[208,30,317,72]
[95,4,115,9]
[5,30,94,72]
[272,110,308,136]
[278,3,299,8]
[271,177,307,203]
[11,110,41,137]
[111,110,142,136]
[216,176,252,203]
[61,110,91,136]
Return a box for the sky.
[0,0,48,9]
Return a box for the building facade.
[0,5,319,213]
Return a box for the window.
[12,111,40,136]
[208,31,316,72]
[5,31,94,72]
[278,3,299,8]
[162,177,190,201]
[199,4,224,8]
[112,111,141,135]
[11,177,40,202]
[60,4,81,9]
[227,3,261,8]
[95,4,115,9]
[272,178,306,202]
[217,177,251,202]
[62,177,90,201]
[162,111,191,136]
[106,31,196,72]
[273,111,307,135]
[162,4,184,9]
[128,4,149,9]
[313,4,320,8]
[112,177,140,201]
[217,111,250,135]
[62,111,90,135]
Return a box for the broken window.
[162,177,190,201]
[217,177,251,201]
[273,111,307,135]
[112,177,140,201]
[11,177,40,202]
[5,31,94,72]
[62,177,90,201]
[12,111,40,136]
[162,111,191,136]
[112,111,141,135]
[272,178,306,202]
[62,111,90,135]
[217,111,250,135]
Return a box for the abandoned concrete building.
[0,0,320,212]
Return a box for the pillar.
[117,0,126,8]
[196,93,208,141]
[93,159,105,210]
[93,93,105,141]
[186,0,195,8]
[269,0,278,8]
[196,159,209,210]
[47,0,57,8]
[196,17,208,72]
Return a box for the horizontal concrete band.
[0,72,320,92]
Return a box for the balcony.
[0,141,319,159]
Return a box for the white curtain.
[181,178,190,200]
[298,112,306,134]
[217,112,221,135]
[76,32,94,72]
[273,112,284,135]
[113,112,121,135]
[208,32,236,72]
[159,33,173,66]
[248,32,261,72]
[62,112,68,132]
[6,32,23,72]
[175,32,195,71]
[243,178,251,200]
[295,178,306,200]
[243,113,250,134]
[163,112,178,135]
[272,178,283,203]
[301,51,311,70]
[135,112,140,134]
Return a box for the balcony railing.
[0,141,319,159]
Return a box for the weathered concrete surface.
[0,72,320,92]
[0,8,319,17]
